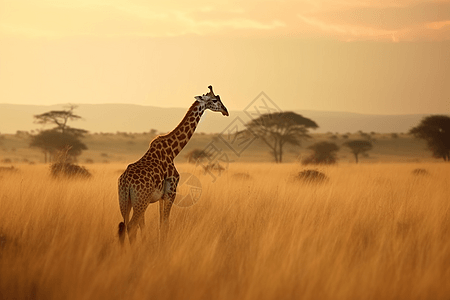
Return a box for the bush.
[296,169,328,183]
[231,172,251,180]
[50,163,91,179]
[302,142,339,165]
[0,166,18,173]
[185,149,211,164]
[50,147,91,179]
[411,168,429,176]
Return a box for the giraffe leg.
[118,222,126,245]
[159,171,179,244]
[127,213,141,245]
[159,198,173,244]
[118,186,131,246]
[138,215,147,242]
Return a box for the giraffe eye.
[212,99,218,103]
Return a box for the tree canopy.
[246,111,318,163]
[343,140,373,163]
[302,141,339,165]
[30,131,87,163]
[34,104,88,137]
[31,105,88,162]
[409,115,450,161]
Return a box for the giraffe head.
[195,85,229,116]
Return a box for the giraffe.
[117,85,229,245]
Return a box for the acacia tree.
[30,105,88,162]
[302,141,339,165]
[34,104,88,136]
[246,112,318,163]
[30,131,87,163]
[409,115,450,161]
[343,140,373,163]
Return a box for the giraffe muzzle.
[222,107,229,116]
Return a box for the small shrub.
[51,163,91,179]
[296,169,328,183]
[0,166,18,173]
[203,163,225,175]
[50,147,91,179]
[232,172,251,180]
[186,149,211,164]
[412,168,429,176]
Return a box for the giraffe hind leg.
[118,187,131,246]
[118,222,126,245]
[127,213,142,245]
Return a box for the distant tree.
[31,105,88,162]
[246,112,318,163]
[409,115,450,161]
[358,131,371,141]
[343,140,373,163]
[302,141,339,165]
[185,149,211,164]
[329,135,338,140]
[30,130,87,163]
[34,104,87,136]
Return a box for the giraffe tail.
[118,222,126,245]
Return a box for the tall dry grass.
[0,162,449,300]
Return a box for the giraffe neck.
[159,101,205,159]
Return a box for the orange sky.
[0,0,449,114]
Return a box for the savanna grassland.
[1,162,449,300]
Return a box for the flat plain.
[1,161,449,300]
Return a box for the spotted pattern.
[117,87,228,245]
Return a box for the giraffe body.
[118,86,228,245]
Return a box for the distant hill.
[0,103,428,135]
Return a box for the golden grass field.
[0,162,449,300]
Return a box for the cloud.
[426,20,450,30]
[296,1,450,42]
[0,1,285,38]
[0,0,448,41]
[317,1,450,30]
[297,15,398,41]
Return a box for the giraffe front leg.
[159,198,173,245]
[138,215,147,242]
[159,173,179,244]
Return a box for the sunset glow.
[0,0,449,115]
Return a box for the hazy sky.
[1,0,449,115]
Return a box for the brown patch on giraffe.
[179,133,186,140]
